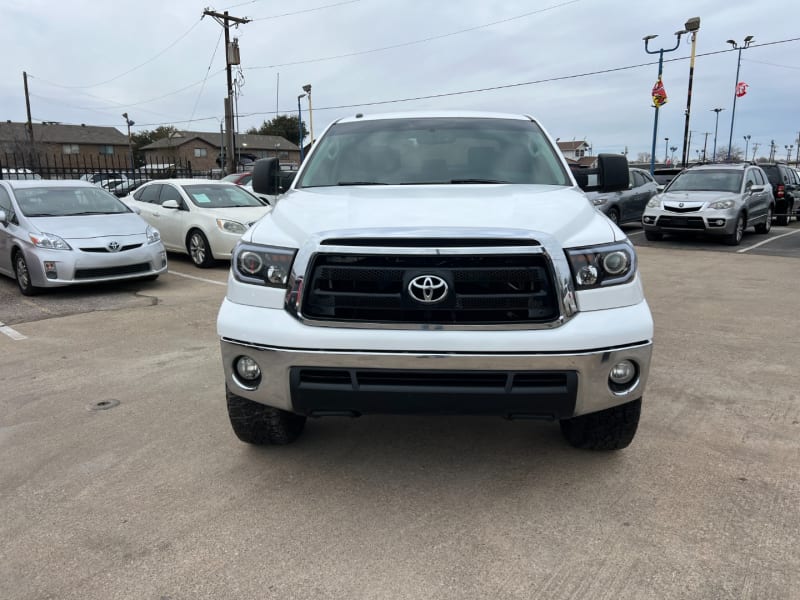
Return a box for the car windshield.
[297,117,570,188]
[15,186,132,217]
[182,184,266,208]
[666,170,742,193]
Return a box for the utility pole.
[751,142,760,162]
[702,132,710,162]
[23,71,34,151]
[203,9,250,175]
[680,17,700,168]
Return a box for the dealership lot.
[1,234,799,599]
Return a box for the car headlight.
[709,199,735,209]
[565,241,637,290]
[646,197,661,208]
[233,242,297,288]
[217,219,247,234]
[145,225,161,244]
[591,196,607,206]
[29,232,71,250]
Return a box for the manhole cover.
[88,399,120,411]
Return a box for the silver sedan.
[0,180,167,296]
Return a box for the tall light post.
[122,112,135,173]
[302,84,315,145]
[786,145,795,163]
[297,93,306,163]
[743,135,751,161]
[664,137,669,164]
[725,35,754,161]
[643,29,686,175]
[670,145,678,164]
[680,17,701,167]
[711,108,725,161]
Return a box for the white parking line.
[737,229,800,253]
[168,270,227,286]
[0,321,27,341]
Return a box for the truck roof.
[334,111,535,124]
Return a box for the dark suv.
[759,163,799,225]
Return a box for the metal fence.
[0,151,204,181]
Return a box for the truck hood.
[248,184,618,248]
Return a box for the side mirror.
[0,209,7,226]
[750,184,765,193]
[251,157,281,196]
[161,200,180,209]
[575,154,630,193]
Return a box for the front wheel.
[755,207,772,234]
[226,387,306,445]
[607,208,620,225]
[724,213,745,246]
[559,398,641,450]
[187,230,213,268]
[14,251,40,296]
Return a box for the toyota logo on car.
[408,275,448,304]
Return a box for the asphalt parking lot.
[1,233,799,599]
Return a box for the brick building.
[0,121,129,164]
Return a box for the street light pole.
[681,17,701,168]
[302,84,315,145]
[711,108,725,161]
[786,145,794,163]
[122,112,135,174]
[297,93,306,163]
[664,137,669,164]
[643,29,686,175]
[743,135,751,161]
[725,36,754,161]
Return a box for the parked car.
[652,167,683,192]
[587,167,658,225]
[122,179,272,267]
[110,178,150,198]
[221,172,253,186]
[642,162,774,245]
[1,168,42,180]
[759,163,799,225]
[79,172,129,185]
[0,180,167,295]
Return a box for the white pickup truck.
[216,111,653,450]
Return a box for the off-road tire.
[644,230,663,241]
[14,250,40,296]
[559,398,641,450]
[187,229,214,268]
[226,386,306,445]
[755,207,772,234]
[724,213,745,246]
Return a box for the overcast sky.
[1,0,798,161]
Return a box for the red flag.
[736,82,749,97]
[652,76,668,107]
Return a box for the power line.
[187,28,225,128]
[249,0,362,21]
[246,0,581,70]
[32,18,204,90]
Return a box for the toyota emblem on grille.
[679,202,684,208]
[408,275,448,304]
[107,241,120,252]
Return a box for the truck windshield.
[297,117,570,188]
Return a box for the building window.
[99,145,114,155]
[62,144,79,155]
[278,151,289,159]
[576,149,584,158]
[194,148,208,158]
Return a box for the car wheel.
[187,230,213,268]
[559,398,641,450]
[724,213,745,246]
[644,230,663,241]
[776,211,789,226]
[607,208,620,225]
[755,207,772,234]
[226,386,306,445]
[13,251,40,296]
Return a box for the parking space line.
[168,270,227,286]
[0,321,27,341]
[737,229,800,254]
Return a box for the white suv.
[216,112,654,450]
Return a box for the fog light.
[160,251,167,267]
[576,264,598,286]
[609,360,636,385]
[44,261,57,279]
[235,356,261,381]
[716,219,724,226]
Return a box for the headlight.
[565,241,637,290]
[29,232,71,250]
[709,199,735,209]
[232,242,297,288]
[646,197,661,208]
[145,225,161,244]
[217,219,247,234]
[591,196,607,206]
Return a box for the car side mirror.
[574,154,629,193]
[161,200,180,209]
[750,184,765,193]
[0,209,7,226]
[251,158,281,196]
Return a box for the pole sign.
[652,76,668,107]
[736,82,749,98]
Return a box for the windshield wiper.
[66,211,114,215]
[449,178,510,184]
[336,181,388,186]
[26,213,59,217]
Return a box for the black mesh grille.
[79,244,143,253]
[656,216,705,229]
[302,253,559,324]
[663,205,702,213]
[74,263,151,279]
